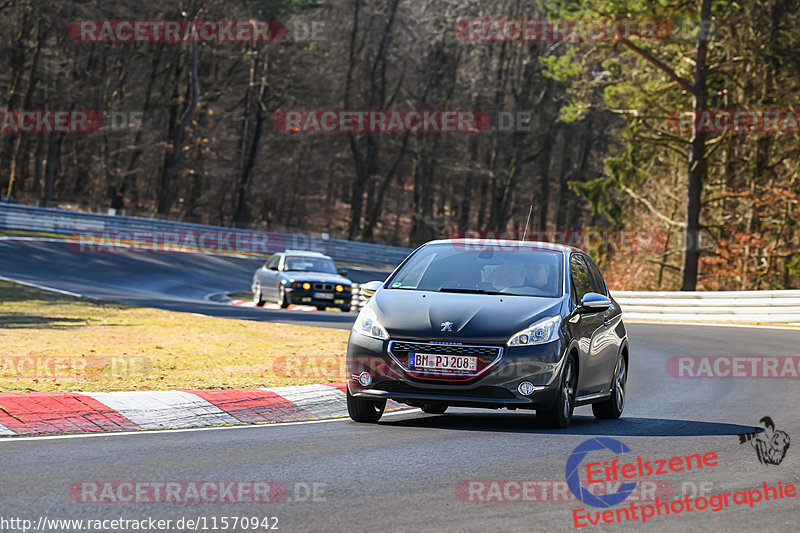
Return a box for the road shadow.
[380,412,756,437]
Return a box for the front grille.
[390,342,500,358]
[313,283,333,291]
[387,340,503,381]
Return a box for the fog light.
[358,372,372,387]
[518,381,535,396]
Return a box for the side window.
[584,256,608,296]
[570,254,594,302]
[266,255,280,269]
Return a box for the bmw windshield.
[283,257,338,273]
[386,243,563,298]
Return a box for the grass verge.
[0,281,349,392]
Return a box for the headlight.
[507,316,561,346]
[353,305,389,340]
[302,282,311,290]
[335,284,344,292]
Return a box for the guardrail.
[349,283,374,312]
[612,290,800,324]
[350,287,800,324]
[0,203,412,267]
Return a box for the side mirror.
[337,268,349,277]
[580,292,611,312]
[360,280,383,298]
[269,265,279,271]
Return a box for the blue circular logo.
[565,437,637,508]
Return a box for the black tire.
[339,305,351,312]
[277,286,289,308]
[593,355,627,419]
[253,284,265,307]
[538,354,577,429]
[347,389,386,423]
[420,403,447,414]
[317,306,327,311]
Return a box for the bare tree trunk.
[344,0,402,240]
[6,11,42,197]
[410,137,437,245]
[157,40,200,215]
[122,44,164,206]
[679,0,712,291]
[233,50,269,224]
[43,132,61,205]
[536,139,553,231]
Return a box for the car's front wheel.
[253,284,265,307]
[277,286,289,308]
[593,355,626,419]
[347,389,386,423]
[538,354,577,429]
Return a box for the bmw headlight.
[353,305,389,340]
[507,316,561,346]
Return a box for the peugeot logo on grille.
[440,321,453,332]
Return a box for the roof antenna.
[521,204,533,241]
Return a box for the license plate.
[408,353,477,372]
[314,292,334,300]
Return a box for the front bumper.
[285,288,351,308]
[346,330,567,410]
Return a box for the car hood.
[371,289,564,342]
[281,272,350,284]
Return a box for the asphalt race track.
[0,239,391,329]
[1,239,799,532]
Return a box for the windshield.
[386,244,563,298]
[283,256,338,274]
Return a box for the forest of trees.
[1,0,798,291]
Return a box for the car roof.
[423,239,582,254]
[281,250,332,259]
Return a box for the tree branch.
[618,38,694,93]
[622,185,687,228]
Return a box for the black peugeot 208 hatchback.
[345,239,628,429]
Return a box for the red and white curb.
[0,383,406,437]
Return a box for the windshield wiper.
[438,287,506,295]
